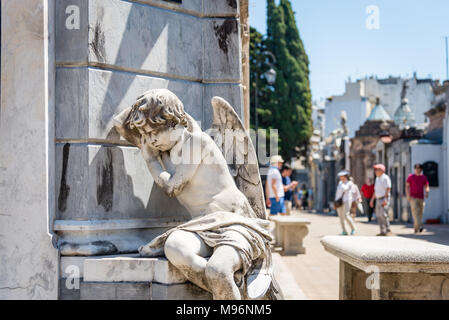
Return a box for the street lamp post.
[254,50,277,157]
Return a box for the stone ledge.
[54,218,185,231]
[270,216,311,225]
[321,236,449,273]
[77,281,212,300]
[83,256,187,285]
[80,282,151,300]
[151,283,212,300]
[61,254,144,278]
[121,0,239,19]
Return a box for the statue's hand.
[158,171,177,197]
[159,171,171,183]
[113,107,133,126]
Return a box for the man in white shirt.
[265,155,286,215]
[370,164,392,236]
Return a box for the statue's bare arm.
[112,107,142,148]
[112,107,169,192]
[142,134,202,197]
[161,164,200,197]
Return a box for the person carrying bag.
[334,171,357,236]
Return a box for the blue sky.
[249,0,449,101]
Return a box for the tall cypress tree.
[249,27,272,130]
[266,0,289,155]
[280,0,310,73]
[279,0,312,152]
[263,0,312,160]
[266,0,277,46]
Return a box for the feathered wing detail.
[210,97,282,300]
[210,97,267,220]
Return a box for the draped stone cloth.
[140,211,273,296]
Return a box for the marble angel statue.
[113,89,282,300]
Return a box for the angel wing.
[210,97,267,220]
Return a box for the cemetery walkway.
[277,210,449,300]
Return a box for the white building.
[311,99,325,137]
[324,81,371,138]
[325,74,435,138]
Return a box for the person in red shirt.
[406,164,430,234]
[361,177,375,222]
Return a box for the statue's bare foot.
[139,243,163,257]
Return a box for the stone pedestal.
[59,255,212,300]
[321,236,449,300]
[270,216,310,255]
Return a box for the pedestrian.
[361,177,375,222]
[370,164,393,236]
[406,163,430,234]
[334,171,357,236]
[265,155,286,215]
[349,177,363,218]
[281,164,298,215]
[295,188,303,209]
[300,184,309,210]
[307,187,314,210]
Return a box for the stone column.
[0,0,59,299]
[240,0,250,129]
[444,107,449,224]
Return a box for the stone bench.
[321,236,449,300]
[59,254,211,300]
[269,216,311,255]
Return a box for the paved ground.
[277,210,449,300]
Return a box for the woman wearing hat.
[334,171,357,235]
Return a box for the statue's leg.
[164,230,213,292]
[205,245,243,300]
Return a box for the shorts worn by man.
[406,164,430,233]
[371,164,392,236]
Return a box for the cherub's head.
[126,89,188,151]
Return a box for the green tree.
[249,27,272,130]
[280,0,312,144]
[254,0,312,160]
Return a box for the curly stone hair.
[126,89,188,131]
